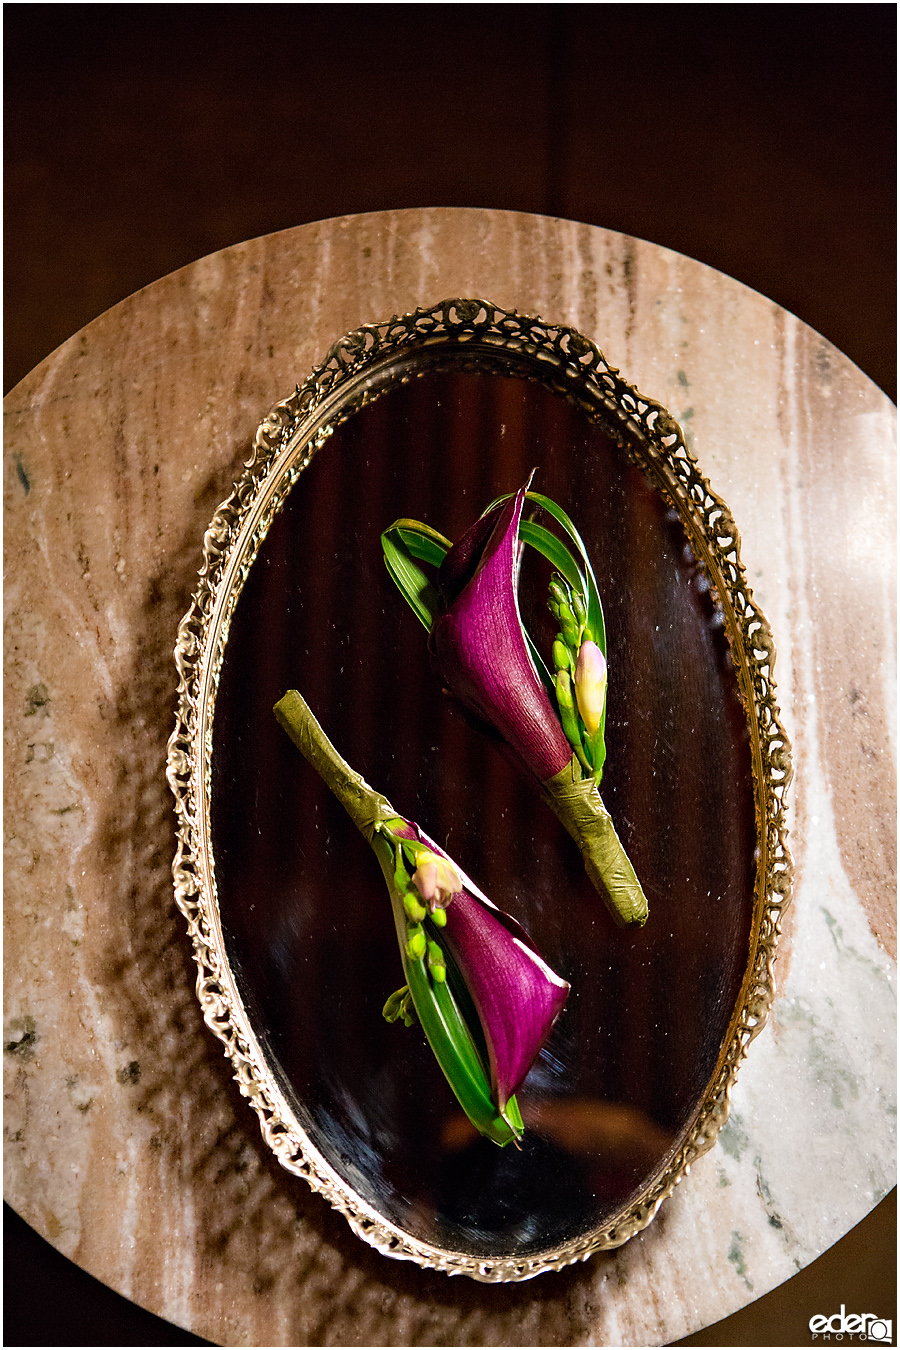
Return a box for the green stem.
[273,690,399,843]
[541,756,649,927]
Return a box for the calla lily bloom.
[432,491,574,782]
[397,821,569,1116]
[274,689,569,1144]
[382,481,648,927]
[443,908,568,1114]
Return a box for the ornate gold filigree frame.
[167,298,793,1281]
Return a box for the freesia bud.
[382,986,408,1023]
[427,940,447,982]
[403,891,427,923]
[574,640,607,735]
[551,636,570,672]
[412,850,463,910]
[406,925,427,960]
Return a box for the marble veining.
[4,209,895,1346]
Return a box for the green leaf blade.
[522,492,607,656]
[482,489,607,655]
[381,528,442,631]
[403,945,520,1146]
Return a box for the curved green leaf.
[388,518,451,566]
[485,490,607,656]
[519,520,587,599]
[380,520,451,631]
[381,532,441,631]
[402,936,521,1146]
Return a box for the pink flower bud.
[574,640,607,735]
[412,850,463,910]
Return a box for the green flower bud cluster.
[554,666,591,774]
[549,574,587,653]
[548,572,606,785]
[377,821,452,1015]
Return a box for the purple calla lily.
[402,822,569,1112]
[441,888,569,1112]
[432,489,573,782]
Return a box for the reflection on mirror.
[209,368,757,1260]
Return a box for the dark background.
[4,2,895,1345]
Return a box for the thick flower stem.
[273,689,399,845]
[274,693,410,936]
[541,756,649,927]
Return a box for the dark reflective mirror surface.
[211,369,755,1258]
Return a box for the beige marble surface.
[4,209,895,1346]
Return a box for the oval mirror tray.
[168,299,793,1281]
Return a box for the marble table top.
[4,208,895,1346]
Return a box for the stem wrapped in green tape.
[541,755,648,927]
[274,689,396,843]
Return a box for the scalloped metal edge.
[167,297,794,1281]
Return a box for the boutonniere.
[382,480,648,927]
[275,690,569,1147]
